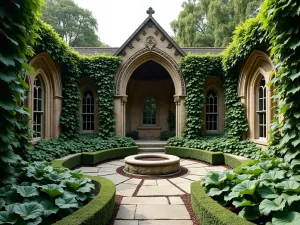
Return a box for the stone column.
[114,95,127,136]
[121,96,128,136]
[174,95,186,137]
[53,96,62,139]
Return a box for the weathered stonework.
[124,154,181,175]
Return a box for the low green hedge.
[82,146,138,166]
[224,153,253,169]
[191,181,254,225]
[53,176,115,225]
[165,146,224,165]
[52,146,138,168]
[51,147,139,225]
[165,146,253,168]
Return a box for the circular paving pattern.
[79,157,228,225]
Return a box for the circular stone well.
[124,154,180,175]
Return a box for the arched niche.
[238,50,275,145]
[27,52,62,141]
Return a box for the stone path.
[79,158,227,225]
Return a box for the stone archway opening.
[126,60,175,139]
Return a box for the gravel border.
[107,195,123,225]
[181,194,200,225]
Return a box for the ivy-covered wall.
[79,57,121,138]
[0,0,43,185]
[34,22,121,139]
[179,54,249,140]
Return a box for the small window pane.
[82,90,95,131]
[142,96,156,125]
[33,77,44,139]
[206,90,218,131]
[257,77,266,138]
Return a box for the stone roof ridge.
[114,8,186,57]
[182,47,226,49]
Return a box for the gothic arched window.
[82,90,95,131]
[33,77,44,140]
[142,96,156,125]
[206,90,218,131]
[257,77,266,138]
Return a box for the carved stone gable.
[145,36,156,50]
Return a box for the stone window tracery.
[142,96,156,125]
[33,77,44,140]
[257,77,267,138]
[82,90,95,131]
[206,90,218,131]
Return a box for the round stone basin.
[124,154,180,175]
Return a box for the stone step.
[136,142,167,149]
[138,147,165,153]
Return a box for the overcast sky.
[73,0,184,47]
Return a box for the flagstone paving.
[78,158,227,225]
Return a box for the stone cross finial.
[146,7,155,16]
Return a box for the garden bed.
[165,146,252,168]
[51,146,138,225]
[191,182,254,225]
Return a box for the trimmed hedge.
[191,181,254,225]
[53,176,115,225]
[82,147,138,166]
[165,146,224,165]
[165,146,253,168]
[51,147,139,225]
[224,154,252,169]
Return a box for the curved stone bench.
[124,153,180,175]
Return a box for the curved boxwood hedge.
[51,146,138,225]
[165,146,252,168]
[52,146,138,168]
[165,146,224,165]
[191,181,254,225]
[53,176,115,225]
[224,153,253,169]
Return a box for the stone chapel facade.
[27,8,275,147]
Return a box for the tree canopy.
[42,0,106,47]
[171,0,263,47]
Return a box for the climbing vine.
[261,0,300,167]
[179,54,248,139]
[0,0,43,185]
[36,22,81,138]
[34,22,120,139]
[79,56,121,138]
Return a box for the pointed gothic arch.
[27,52,62,141]
[238,50,275,145]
